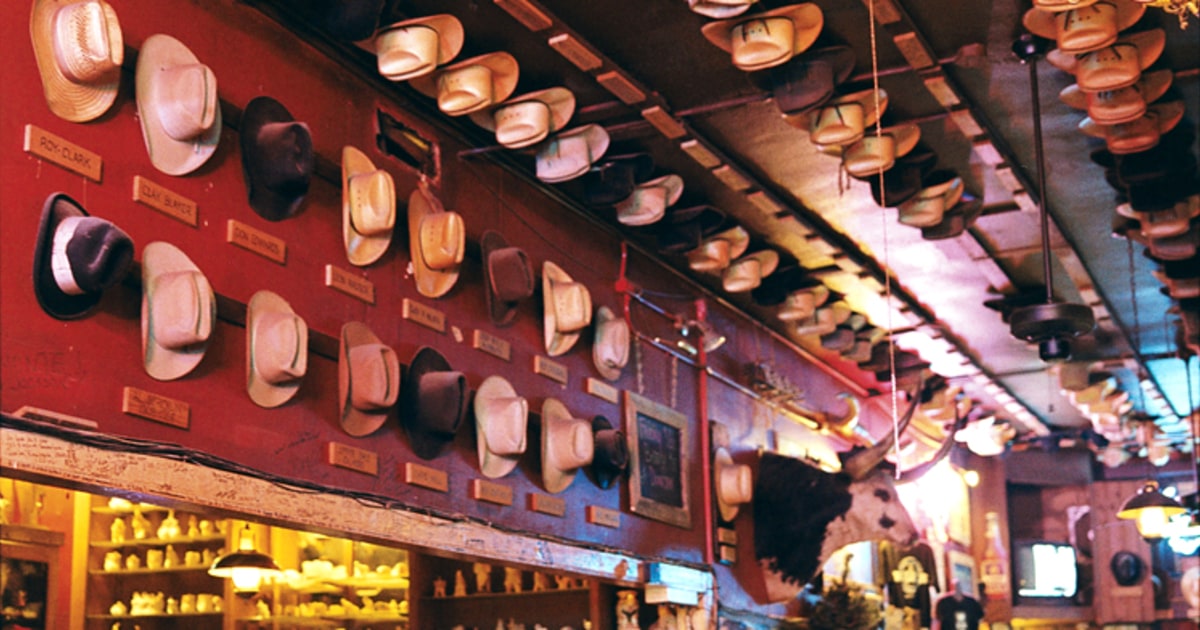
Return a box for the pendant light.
[1117,480,1188,539]
[208,522,282,596]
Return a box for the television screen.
[1014,540,1078,599]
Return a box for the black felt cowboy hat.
[317,0,385,42]
[481,230,534,327]
[33,193,134,320]
[400,347,469,460]
[240,96,315,222]
[855,144,936,208]
[653,205,728,254]
[582,153,655,206]
[756,45,856,118]
[750,263,814,307]
[590,415,628,490]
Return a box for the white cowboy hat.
[474,375,528,479]
[338,321,400,437]
[246,290,307,408]
[31,0,123,122]
[541,398,595,494]
[722,249,780,293]
[141,241,215,381]
[342,145,395,267]
[689,0,759,19]
[701,4,824,71]
[616,174,684,226]
[470,87,576,149]
[592,305,630,381]
[410,51,519,116]
[714,447,752,522]
[536,124,611,183]
[808,88,889,147]
[543,261,593,357]
[827,124,921,178]
[408,182,465,298]
[375,13,464,82]
[135,34,221,176]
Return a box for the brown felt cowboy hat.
[240,96,315,222]
[543,261,593,357]
[410,51,519,117]
[375,14,464,81]
[338,321,399,437]
[590,415,628,490]
[702,3,824,72]
[1059,69,1172,126]
[408,181,465,298]
[536,124,610,183]
[246,290,307,408]
[592,305,630,381]
[31,0,124,122]
[141,241,215,381]
[1023,1,1145,54]
[616,174,684,227]
[342,145,395,267]
[1047,29,1165,93]
[400,347,468,460]
[1079,100,1185,155]
[826,124,921,178]
[33,193,134,321]
[763,45,857,119]
[135,34,221,176]
[540,398,595,494]
[808,88,888,147]
[481,230,534,327]
[474,375,528,479]
[470,87,576,149]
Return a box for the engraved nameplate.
[471,479,514,506]
[326,442,378,476]
[718,545,738,564]
[717,527,738,546]
[586,506,621,529]
[473,330,511,361]
[528,493,566,517]
[325,264,376,304]
[404,462,448,492]
[24,124,102,181]
[122,386,189,429]
[227,220,287,264]
[132,176,197,226]
[534,356,568,385]
[403,298,446,333]
[585,378,619,403]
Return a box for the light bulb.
[231,566,263,592]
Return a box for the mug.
[145,549,164,569]
[184,550,201,566]
[195,593,212,612]
[180,593,195,614]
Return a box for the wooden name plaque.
[132,176,197,226]
[472,329,512,361]
[471,479,513,506]
[326,442,379,476]
[402,298,446,333]
[325,264,376,304]
[586,506,621,529]
[585,378,619,403]
[122,387,189,429]
[534,356,568,385]
[24,124,102,181]
[227,220,287,264]
[403,462,448,492]
[528,493,566,517]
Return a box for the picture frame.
[947,549,978,598]
[624,391,691,529]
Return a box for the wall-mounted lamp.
[208,523,282,596]
[676,319,726,355]
[1116,480,1188,540]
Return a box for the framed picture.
[624,391,691,529]
[947,549,977,598]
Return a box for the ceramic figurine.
[555,574,574,590]
[616,589,639,630]
[130,507,150,540]
[110,600,127,616]
[157,509,180,539]
[198,519,213,536]
[433,576,447,597]
[212,595,223,612]
[256,599,271,618]
[180,593,195,614]
[454,570,467,597]
[145,548,163,569]
[503,566,522,593]
[201,548,216,565]
[110,517,126,543]
[532,571,550,592]
[166,597,179,615]
[125,553,141,570]
[164,544,179,568]
[184,550,201,566]
[186,514,199,537]
[104,551,122,571]
[473,562,492,593]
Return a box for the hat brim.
[475,375,525,479]
[410,51,520,115]
[702,3,825,67]
[543,261,584,357]
[142,242,213,381]
[338,321,393,437]
[408,184,462,298]
[541,398,581,494]
[376,13,464,76]
[33,193,98,320]
[247,290,305,408]
[136,34,221,176]
[400,346,463,460]
[481,230,519,326]
[342,145,394,266]
[31,0,122,122]
[240,96,310,221]
[469,86,577,138]
[592,305,628,381]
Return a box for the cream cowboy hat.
[826,124,921,178]
[714,447,752,522]
[722,249,779,293]
[1024,1,1145,54]
[31,0,123,123]
[543,261,593,357]
[1033,0,1100,10]
[808,88,889,147]
[470,87,576,149]
[338,321,400,437]
[375,14,464,82]
[777,284,830,321]
[1047,29,1165,92]
[141,241,215,381]
[408,182,465,298]
[474,375,528,479]
[1059,69,1172,126]
[541,398,595,494]
[1079,100,1185,155]
[342,146,395,267]
[536,124,611,183]
[689,0,759,19]
[686,226,750,272]
[616,174,684,227]
[592,305,630,381]
[701,3,824,72]
[135,34,221,176]
[246,290,307,408]
[410,51,519,116]
[898,171,964,228]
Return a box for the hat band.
[50,217,88,296]
[53,1,123,83]
[349,170,396,236]
[377,24,439,80]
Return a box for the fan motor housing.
[1010,301,1096,361]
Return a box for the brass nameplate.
[227,220,287,264]
[534,356,568,385]
[528,493,566,517]
[324,264,376,304]
[679,139,721,169]
[586,506,621,529]
[585,378,619,404]
[122,386,189,429]
[404,462,448,492]
[717,527,738,546]
[712,165,751,191]
[493,0,552,31]
[641,106,686,139]
[473,330,511,361]
[24,124,102,181]
[548,33,602,71]
[596,71,645,105]
[326,442,378,476]
[718,545,738,564]
[402,298,446,333]
[471,479,514,506]
[132,176,197,226]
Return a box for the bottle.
[979,511,1011,601]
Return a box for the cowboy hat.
[33,193,133,320]
[921,194,984,241]
[591,415,628,490]
[240,96,314,221]
[410,51,519,116]
[141,241,215,381]
[319,0,385,42]
[1047,29,1165,92]
[31,0,123,122]
[540,398,595,494]
[714,447,752,522]
[246,290,307,408]
[470,87,576,149]
[898,171,964,228]
[1117,194,1200,239]
[481,230,534,326]
[792,301,851,336]
[135,34,221,176]
[686,225,750,272]
[408,182,465,298]
[1079,100,1185,155]
[543,261,593,357]
[749,264,807,306]
[376,14,464,81]
[593,305,630,381]
[474,375,528,479]
[842,326,888,363]
[616,174,684,226]
[1023,1,1146,55]
[337,321,399,437]
[342,145,395,267]
[655,205,728,254]
[722,249,780,293]
[762,45,857,119]
[808,87,888,147]
[1121,175,1200,214]
[1033,0,1101,10]
[829,124,921,178]
[701,4,824,72]
[1059,69,1172,126]
[536,124,611,183]
[400,347,468,460]
[583,153,656,206]
[688,0,759,19]
[776,284,830,321]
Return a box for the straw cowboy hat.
[543,261,593,357]
[1079,100,1185,155]
[722,249,779,293]
[776,284,830,321]
[141,241,215,381]
[1047,29,1165,92]
[1059,69,1173,126]
[246,290,307,408]
[808,88,889,147]
[1117,194,1200,239]
[792,301,851,336]
[701,4,824,72]
[590,416,628,490]
[583,153,655,206]
[827,124,921,178]
[592,305,630,381]
[135,34,221,176]
[408,182,465,298]
[375,14,464,82]
[714,447,753,522]
[616,174,684,227]
[33,193,133,320]
[474,375,528,479]
[481,231,534,326]
[686,225,750,272]
[540,398,595,494]
[342,146,395,267]
[400,347,468,460]
[898,171,964,228]
[1033,0,1100,10]
[1023,1,1146,54]
[240,96,315,222]
[410,51,519,117]
[31,0,123,122]
[337,321,399,437]
[470,87,576,149]
[688,0,759,19]
[536,124,611,183]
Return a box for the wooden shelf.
[87,611,223,619]
[89,565,215,576]
[89,533,227,548]
[322,576,410,590]
[91,505,169,515]
[423,587,589,601]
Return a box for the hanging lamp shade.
[1116,480,1187,539]
[208,523,282,595]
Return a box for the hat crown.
[812,101,866,146]
[377,23,439,79]
[596,316,630,370]
[255,311,307,383]
[718,462,753,505]
[594,427,629,469]
[731,17,795,68]
[414,371,467,435]
[488,247,534,302]
[348,343,399,410]
[348,169,396,235]
[154,62,218,142]
[617,184,669,225]
[438,64,494,114]
[1077,42,1141,91]
[550,419,595,470]
[419,211,465,270]
[689,239,733,272]
[494,100,552,148]
[51,215,133,296]
[150,270,213,350]
[254,121,315,192]
[550,280,592,333]
[1051,3,1119,52]
[538,133,595,182]
[53,1,122,82]
[481,396,528,456]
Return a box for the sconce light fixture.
[1117,480,1188,540]
[208,523,282,596]
[676,319,727,355]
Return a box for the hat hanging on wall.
[338,321,399,437]
[1060,68,1173,126]
[240,96,314,222]
[543,261,593,357]
[410,51,519,117]
[409,181,465,298]
[714,447,753,522]
[592,305,630,381]
[686,225,750,273]
[319,0,385,42]
[474,375,528,479]
[33,193,134,320]
[470,87,576,149]
[135,34,221,176]
[590,415,628,490]
[1079,100,1185,155]
[826,123,921,178]
[400,347,468,461]
[767,45,857,121]
[722,249,779,293]
[246,290,307,409]
[141,241,215,381]
[615,174,684,227]
[701,3,825,72]
[688,0,759,19]
[1046,29,1165,92]
[536,124,611,184]
[898,171,963,229]
[31,0,124,123]
[540,398,595,494]
[481,230,534,327]
[1023,1,1145,54]
[376,14,464,81]
[583,153,655,206]
[342,145,396,267]
[808,87,888,147]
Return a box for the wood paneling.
[1089,481,1155,624]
